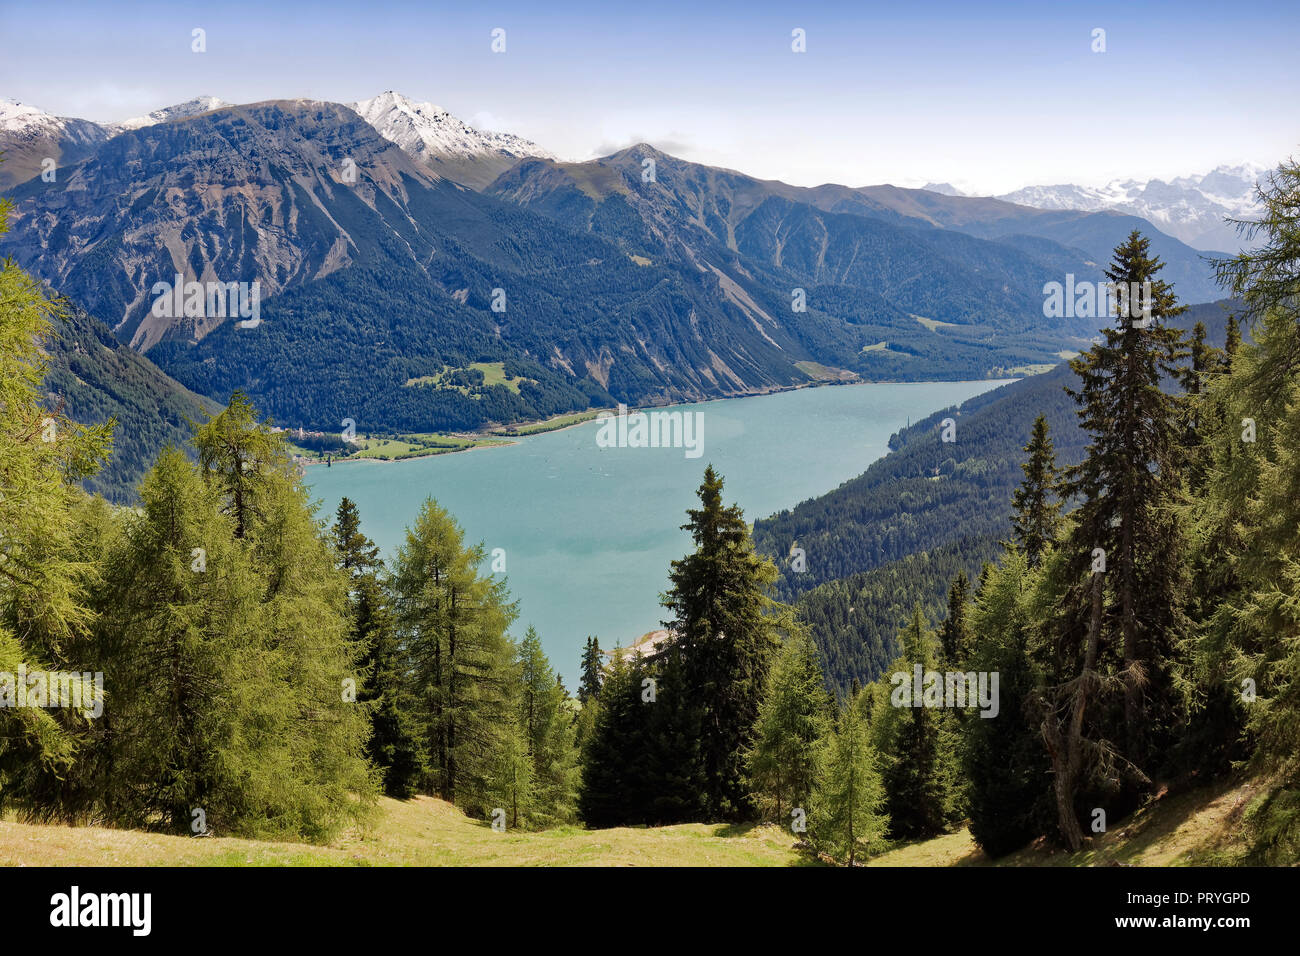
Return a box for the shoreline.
[301,373,1022,468]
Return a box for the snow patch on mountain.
[352,91,553,162]
[110,96,232,133]
[998,164,1274,252]
[0,98,108,147]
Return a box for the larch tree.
[391,498,517,813]
[745,630,832,823]
[0,197,111,815]
[810,686,888,866]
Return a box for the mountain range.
[1,91,1237,445]
[994,164,1270,253]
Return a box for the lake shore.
[304,377,1008,683]
[301,374,1019,467]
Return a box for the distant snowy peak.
[998,164,1275,252]
[922,182,966,197]
[110,96,232,133]
[0,99,113,188]
[0,98,106,145]
[0,96,231,141]
[352,91,553,162]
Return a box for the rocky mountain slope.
[2,93,1235,434]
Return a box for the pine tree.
[810,687,888,865]
[658,466,788,820]
[745,631,832,822]
[1010,414,1063,569]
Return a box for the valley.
[2,8,1296,885]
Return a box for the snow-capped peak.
[112,96,231,132]
[0,98,113,164]
[997,164,1277,253]
[0,98,72,133]
[352,91,553,161]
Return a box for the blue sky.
[3,0,1297,192]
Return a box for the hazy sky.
[3,0,1297,194]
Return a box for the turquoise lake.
[306,380,1005,682]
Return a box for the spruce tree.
[578,650,646,827]
[658,466,788,820]
[963,548,1051,856]
[1010,414,1063,569]
[937,571,974,667]
[578,636,603,704]
[354,574,423,799]
[333,497,381,574]
[877,605,960,839]
[1044,230,1189,848]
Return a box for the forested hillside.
[41,302,214,502]
[753,300,1241,693]
[752,363,1089,596]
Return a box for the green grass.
[340,433,509,461]
[0,775,1270,867]
[492,410,603,437]
[912,314,962,332]
[870,774,1264,868]
[794,360,856,381]
[0,796,808,867]
[404,362,529,397]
